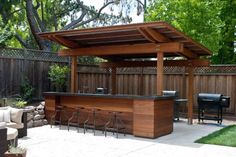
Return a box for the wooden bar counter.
[44,92,174,138]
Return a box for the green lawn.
[195,125,236,147]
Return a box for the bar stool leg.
[119,118,126,136]
[50,110,58,128]
[77,115,80,133]
[83,120,87,134]
[93,111,96,136]
[59,113,62,129]
[67,111,80,132]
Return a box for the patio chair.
[0,127,7,157]
[0,124,18,157]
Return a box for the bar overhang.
[99,59,210,68]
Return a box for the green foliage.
[14,100,27,108]
[20,77,34,101]
[78,56,105,65]
[0,16,14,47]
[0,0,148,51]
[0,0,28,48]
[196,125,236,147]
[0,0,134,51]
[211,0,236,64]
[48,64,70,92]
[146,0,236,64]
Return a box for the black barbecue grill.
[197,93,230,124]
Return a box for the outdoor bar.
[39,21,212,138]
[44,92,173,138]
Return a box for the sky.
[82,0,144,23]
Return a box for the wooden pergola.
[39,21,212,124]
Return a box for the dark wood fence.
[1,48,236,118]
[0,48,69,99]
[78,65,236,118]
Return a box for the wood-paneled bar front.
[44,92,174,138]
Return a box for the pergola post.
[111,67,117,94]
[187,65,194,124]
[71,56,78,93]
[156,52,164,95]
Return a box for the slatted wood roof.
[38,21,212,60]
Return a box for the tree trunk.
[25,0,51,51]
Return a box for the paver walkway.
[19,120,236,157]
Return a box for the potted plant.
[4,145,26,157]
[48,64,70,92]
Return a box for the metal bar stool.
[104,111,126,138]
[67,107,84,132]
[83,108,104,135]
[50,105,68,129]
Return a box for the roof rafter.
[137,27,156,43]
[51,35,79,48]
[179,48,199,59]
[143,27,170,42]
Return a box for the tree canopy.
[146,0,236,64]
[0,0,147,52]
[1,0,235,64]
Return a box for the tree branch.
[25,0,46,50]
[66,1,116,30]
[136,0,144,7]
[55,3,78,19]
[62,12,87,30]
[33,6,46,32]
[10,8,24,16]
[15,34,29,48]
[53,12,58,31]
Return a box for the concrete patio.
[19,120,236,157]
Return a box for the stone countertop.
[43,92,175,100]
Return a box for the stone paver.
[19,119,236,157]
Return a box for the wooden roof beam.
[137,27,170,43]
[178,48,199,59]
[137,27,156,43]
[51,35,79,49]
[58,42,183,57]
[99,59,210,68]
[144,27,170,42]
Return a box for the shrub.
[20,77,34,101]
[48,64,70,92]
